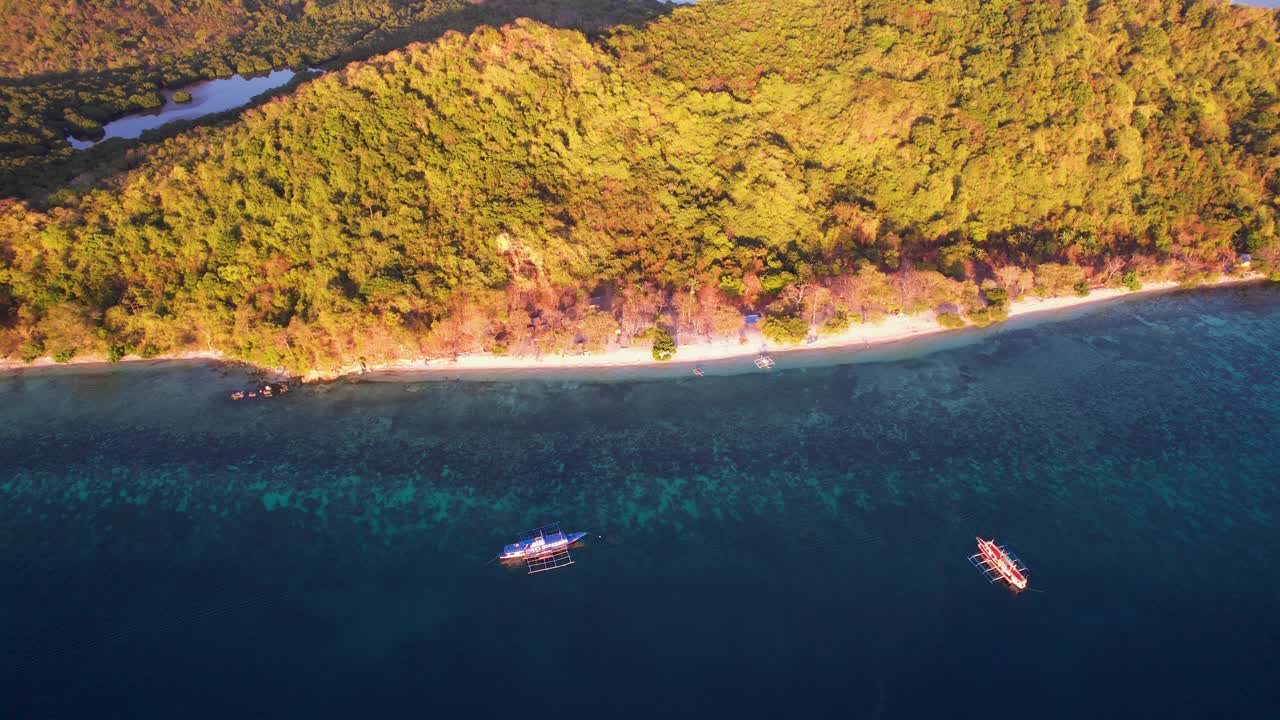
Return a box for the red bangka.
[968,537,1029,592]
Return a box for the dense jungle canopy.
[0,0,666,196]
[1,0,1279,370]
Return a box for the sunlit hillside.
[1,0,1278,370]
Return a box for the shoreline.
[1,274,1265,382]
[0,349,230,375]
[333,274,1259,382]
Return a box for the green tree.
[20,339,45,363]
[578,309,618,353]
[936,312,965,329]
[762,315,809,344]
[711,305,745,338]
[651,327,675,361]
[820,311,853,335]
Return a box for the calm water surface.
[2,285,1278,718]
[68,69,300,148]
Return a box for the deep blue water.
[2,284,1279,719]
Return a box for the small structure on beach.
[1238,253,1253,268]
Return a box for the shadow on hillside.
[0,0,677,204]
[359,0,676,57]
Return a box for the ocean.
[2,283,1278,719]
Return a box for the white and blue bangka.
[500,522,588,574]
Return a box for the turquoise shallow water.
[2,284,1278,718]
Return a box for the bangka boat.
[230,382,290,401]
[754,354,775,369]
[500,522,588,574]
[968,537,1029,592]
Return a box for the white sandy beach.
[307,274,1263,382]
[1,274,1263,381]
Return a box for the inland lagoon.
[2,284,1278,718]
[66,69,303,148]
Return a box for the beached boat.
[229,382,290,401]
[500,522,588,574]
[968,537,1029,592]
[754,354,775,369]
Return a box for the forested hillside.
[2,0,1278,371]
[0,0,668,196]
[0,0,303,76]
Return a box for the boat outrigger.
[499,522,588,574]
[968,537,1029,592]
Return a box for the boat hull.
[499,531,588,560]
[971,537,1028,591]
